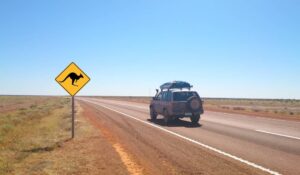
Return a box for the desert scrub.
[0,96,71,174]
[232,107,245,111]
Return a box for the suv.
[150,81,204,124]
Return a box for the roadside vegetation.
[0,96,71,174]
[204,98,300,120]
[0,96,129,175]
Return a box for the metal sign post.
[72,96,75,138]
[55,62,90,139]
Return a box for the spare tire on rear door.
[187,96,201,112]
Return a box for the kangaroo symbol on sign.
[60,72,84,86]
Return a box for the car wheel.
[187,96,201,112]
[190,114,200,124]
[173,117,180,122]
[150,107,157,121]
[163,109,170,125]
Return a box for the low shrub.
[233,107,245,111]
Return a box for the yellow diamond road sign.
[56,62,90,96]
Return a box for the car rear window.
[173,92,198,101]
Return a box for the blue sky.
[0,0,299,99]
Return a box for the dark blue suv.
[150,81,204,124]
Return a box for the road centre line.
[79,99,281,175]
[256,130,300,141]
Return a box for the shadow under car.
[147,118,202,128]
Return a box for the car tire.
[163,109,170,125]
[187,96,201,112]
[190,114,200,124]
[150,107,157,121]
[174,117,180,122]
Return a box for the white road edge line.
[80,99,281,175]
[256,130,300,141]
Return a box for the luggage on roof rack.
[160,81,193,91]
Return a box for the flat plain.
[1,96,299,175]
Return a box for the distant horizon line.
[0,94,299,100]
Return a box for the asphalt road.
[78,97,300,175]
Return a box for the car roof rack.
[160,81,193,91]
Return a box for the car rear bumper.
[171,110,203,118]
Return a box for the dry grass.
[0,96,52,114]
[0,96,129,175]
[204,98,300,120]
[0,96,71,174]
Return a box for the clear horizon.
[0,94,300,100]
[1,1,299,99]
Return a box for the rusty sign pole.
[71,96,75,139]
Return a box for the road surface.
[78,97,300,175]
